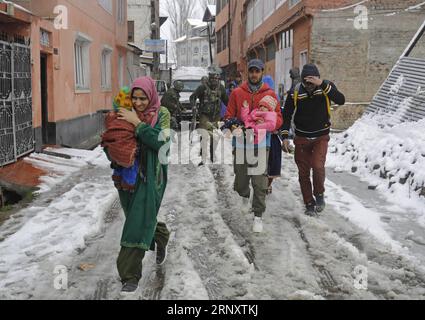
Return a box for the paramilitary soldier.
[161,80,184,130]
[190,66,229,165]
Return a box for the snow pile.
[173,66,208,80]
[377,74,416,125]
[328,115,425,211]
[326,180,406,254]
[0,180,116,299]
[0,147,116,299]
[25,147,110,193]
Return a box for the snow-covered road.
[1,134,425,300]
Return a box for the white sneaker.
[253,217,263,233]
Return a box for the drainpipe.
[307,11,312,64]
[228,0,231,68]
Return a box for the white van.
[154,80,169,100]
[173,67,208,121]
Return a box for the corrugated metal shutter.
[365,57,425,124]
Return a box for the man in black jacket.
[281,64,345,216]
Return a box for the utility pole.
[207,22,213,65]
[228,0,231,67]
[166,39,168,70]
[151,0,160,78]
[204,6,215,66]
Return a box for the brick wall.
[292,16,311,69]
[310,0,425,103]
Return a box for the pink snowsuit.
[241,107,277,144]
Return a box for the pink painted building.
[1,1,138,166]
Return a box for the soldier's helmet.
[173,80,184,92]
[207,66,222,89]
[208,65,222,78]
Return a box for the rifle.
[189,102,198,145]
[191,102,198,134]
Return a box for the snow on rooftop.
[187,18,207,28]
[128,42,143,51]
[174,35,187,43]
[173,66,208,80]
[193,24,208,31]
[187,36,208,41]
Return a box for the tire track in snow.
[321,213,425,299]
[163,164,253,300]
[83,196,121,301]
[181,165,227,300]
[278,156,425,299]
[139,259,166,300]
[290,216,341,298]
[277,162,379,299]
[211,164,327,299]
[210,166,259,271]
[87,196,168,301]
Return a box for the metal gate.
[0,34,33,167]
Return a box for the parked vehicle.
[172,67,208,122]
[155,80,169,100]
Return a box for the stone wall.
[331,104,367,131]
[311,0,425,103]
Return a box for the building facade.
[0,0,136,166]
[127,0,152,51]
[216,0,425,104]
[127,0,153,77]
[174,19,211,68]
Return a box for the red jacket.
[225,82,283,131]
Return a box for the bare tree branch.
[200,0,216,11]
[162,0,198,63]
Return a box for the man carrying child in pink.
[241,95,278,145]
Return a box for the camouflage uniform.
[190,67,228,163]
[161,87,182,130]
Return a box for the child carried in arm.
[101,87,141,193]
[241,95,278,145]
